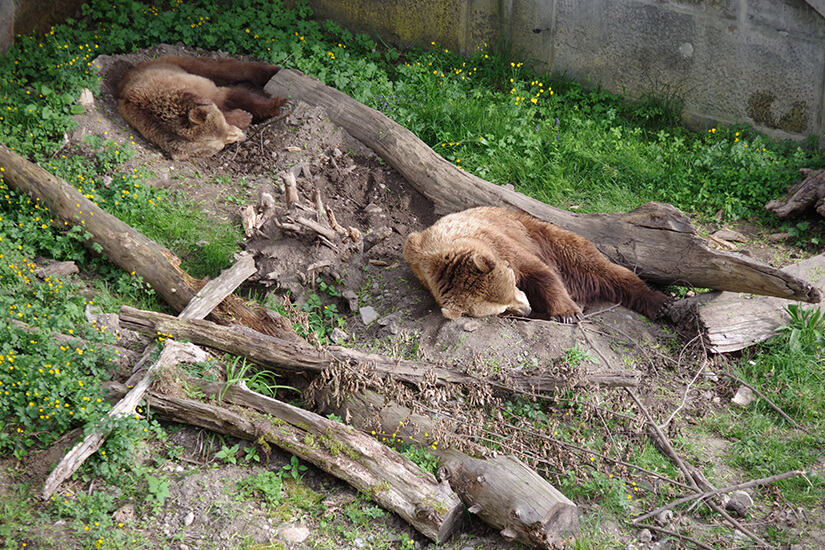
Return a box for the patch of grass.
[700,306,825,504]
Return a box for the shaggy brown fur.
[116,55,287,160]
[403,207,671,322]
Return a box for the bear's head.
[174,103,244,160]
[436,251,531,319]
[404,232,531,320]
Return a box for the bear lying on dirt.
[116,55,287,160]
[403,206,672,322]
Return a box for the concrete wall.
[300,0,825,140]
[0,0,89,53]
[3,0,823,139]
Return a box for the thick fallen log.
[314,389,580,549]
[266,71,820,304]
[119,305,643,390]
[671,253,825,353]
[765,167,825,219]
[0,143,295,338]
[108,379,463,543]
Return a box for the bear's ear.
[471,253,495,274]
[189,106,212,125]
[404,232,423,251]
[441,307,462,320]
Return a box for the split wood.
[40,341,209,500]
[41,251,258,500]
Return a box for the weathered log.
[43,246,262,499]
[266,70,820,304]
[41,341,209,500]
[178,252,257,319]
[765,168,825,219]
[672,253,825,353]
[315,389,580,549]
[0,143,296,338]
[109,379,463,543]
[118,305,643,390]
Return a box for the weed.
[215,443,241,465]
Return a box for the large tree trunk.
[0,143,296,338]
[118,305,644,390]
[265,71,821,304]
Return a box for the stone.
[359,306,379,325]
[724,490,753,517]
[330,327,349,343]
[655,509,674,526]
[731,386,755,407]
[183,511,195,527]
[638,528,652,543]
[712,228,747,242]
[281,526,310,543]
[342,289,359,312]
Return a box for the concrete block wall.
[300,0,825,140]
[2,0,823,139]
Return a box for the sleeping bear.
[116,55,287,160]
[403,207,671,322]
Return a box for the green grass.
[0,0,824,548]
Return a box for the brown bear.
[116,55,288,160]
[403,206,671,322]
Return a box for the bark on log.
[671,253,825,353]
[119,305,643,390]
[266,71,820,304]
[765,168,825,219]
[315,389,580,549]
[439,451,579,549]
[110,379,463,543]
[0,143,296,339]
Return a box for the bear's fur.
[403,207,671,322]
[116,55,287,160]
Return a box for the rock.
[731,386,755,407]
[724,490,753,517]
[712,228,747,242]
[78,88,95,111]
[364,202,382,214]
[353,536,366,548]
[377,312,400,326]
[654,509,674,526]
[359,306,379,325]
[330,327,348,343]
[768,232,791,243]
[462,319,480,332]
[638,528,652,543]
[281,526,310,543]
[183,510,194,526]
[342,289,359,312]
[113,503,135,524]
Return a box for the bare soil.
[5,45,823,550]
